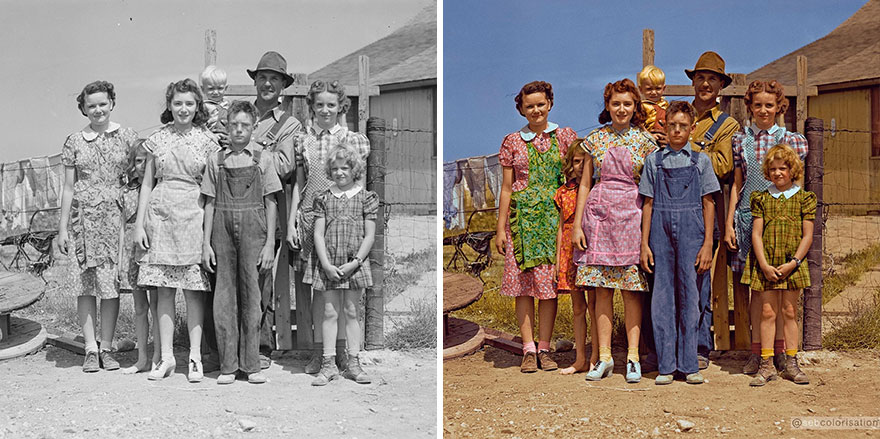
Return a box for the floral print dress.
[61,123,138,298]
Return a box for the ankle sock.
[537,340,551,352]
[522,343,537,355]
[761,348,773,359]
[599,346,612,363]
[785,349,797,357]
[627,347,639,363]
[751,342,761,355]
[773,339,785,355]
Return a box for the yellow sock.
[599,346,612,363]
[785,349,797,357]
[627,346,639,363]
[761,348,773,359]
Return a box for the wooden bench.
[442,272,485,360]
[0,271,47,360]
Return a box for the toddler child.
[118,140,160,374]
[639,101,719,385]
[555,139,599,375]
[742,143,814,386]
[200,65,230,136]
[637,65,669,144]
[307,144,378,386]
[202,100,281,384]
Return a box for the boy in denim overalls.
[202,100,282,384]
[639,101,720,385]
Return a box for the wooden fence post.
[642,29,654,67]
[803,117,824,350]
[365,117,386,350]
[358,56,370,134]
[797,56,808,134]
[204,29,216,67]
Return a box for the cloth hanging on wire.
[464,157,488,209]
[443,161,459,229]
[485,153,501,201]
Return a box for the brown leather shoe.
[742,353,761,375]
[779,355,809,384]
[749,357,777,386]
[773,352,786,372]
[537,351,558,371]
[520,352,538,373]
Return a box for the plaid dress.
[304,186,378,291]
[741,188,816,291]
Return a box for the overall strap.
[267,112,292,140]
[704,112,730,143]
[217,149,226,168]
[252,148,262,167]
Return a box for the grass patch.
[823,292,880,350]
[821,243,880,305]
[385,297,436,350]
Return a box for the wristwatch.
[789,256,802,267]
[350,256,363,267]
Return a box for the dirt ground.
[444,346,880,438]
[0,346,435,438]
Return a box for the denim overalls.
[648,150,705,375]
[212,149,268,375]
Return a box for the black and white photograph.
[0,1,437,437]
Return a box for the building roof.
[748,0,880,87]
[310,3,436,87]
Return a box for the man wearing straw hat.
[686,51,741,370]
[248,51,304,368]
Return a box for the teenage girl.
[58,80,138,373]
[308,144,378,386]
[288,80,370,375]
[724,80,809,375]
[555,140,599,375]
[119,141,161,374]
[572,78,657,383]
[133,79,219,382]
[496,81,576,373]
[742,143,814,387]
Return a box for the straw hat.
[685,51,732,88]
[247,51,294,88]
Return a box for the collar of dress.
[330,183,363,198]
[747,123,780,137]
[81,121,120,141]
[519,122,558,142]
[769,184,800,199]
[308,122,343,137]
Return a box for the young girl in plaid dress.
[307,144,378,386]
[742,143,815,386]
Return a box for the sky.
[0,0,432,161]
[442,0,868,161]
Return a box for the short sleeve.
[120,127,140,154]
[260,153,283,196]
[801,191,817,221]
[731,130,745,171]
[786,131,809,161]
[637,152,656,198]
[363,190,379,221]
[143,128,163,155]
[499,134,516,167]
[698,154,721,196]
[61,135,77,167]
[313,192,327,216]
[556,127,578,158]
[749,191,765,219]
[200,152,219,198]
[554,185,565,210]
[348,131,371,160]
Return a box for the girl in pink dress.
[495,81,576,373]
[572,79,657,383]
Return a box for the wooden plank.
[290,73,309,126]
[275,191,292,351]
[225,84,379,98]
[204,29,216,67]
[797,56,808,133]
[711,246,730,350]
[358,55,370,134]
[482,326,525,356]
[665,84,817,98]
[733,274,751,350]
[46,329,85,355]
[294,268,312,350]
[0,317,46,360]
[0,314,9,342]
[726,73,748,126]
[642,29,654,67]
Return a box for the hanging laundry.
[485,153,502,204]
[443,161,458,229]
[465,157,488,209]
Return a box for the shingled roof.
[309,3,436,87]
[748,0,880,87]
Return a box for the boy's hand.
[56,230,70,256]
[322,264,342,282]
[695,244,713,273]
[572,228,587,252]
[724,225,737,251]
[202,246,216,273]
[640,244,654,273]
[650,130,667,145]
[760,263,781,282]
[258,243,275,271]
[214,130,230,148]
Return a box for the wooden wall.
[363,85,436,215]
[808,88,877,214]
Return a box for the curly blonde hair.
[561,138,587,180]
[762,143,804,181]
